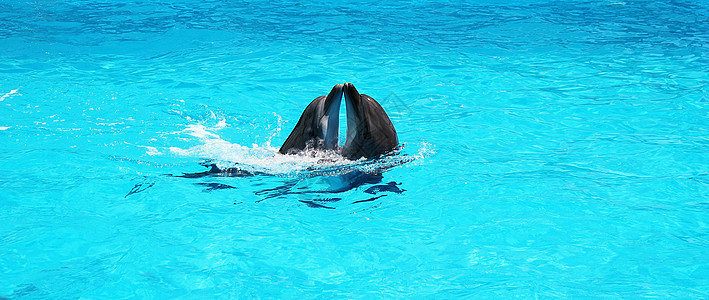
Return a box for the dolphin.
[341,82,398,160]
[279,84,343,155]
[279,83,398,160]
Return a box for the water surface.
[1,0,709,298]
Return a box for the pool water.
[2,0,709,298]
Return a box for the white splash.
[181,123,221,139]
[0,89,19,102]
[170,123,351,175]
[140,145,162,156]
[0,126,10,131]
[169,121,434,176]
[124,142,164,156]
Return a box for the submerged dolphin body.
[279,84,343,155]
[279,83,398,160]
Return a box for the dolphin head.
[342,82,398,160]
[279,84,343,154]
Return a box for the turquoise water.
[2,0,709,298]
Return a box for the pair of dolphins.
[279,83,399,160]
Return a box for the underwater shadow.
[171,160,406,209]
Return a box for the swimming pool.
[1,0,708,297]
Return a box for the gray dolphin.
[279,84,343,155]
[279,83,398,160]
[341,82,398,160]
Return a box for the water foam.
[0,89,19,102]
[168,121,433,177]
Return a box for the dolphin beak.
[343,82,360,150]
[324,84,344,112]
[322,84,343,149]
[343,82,360,114]
[343,82,362,122]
